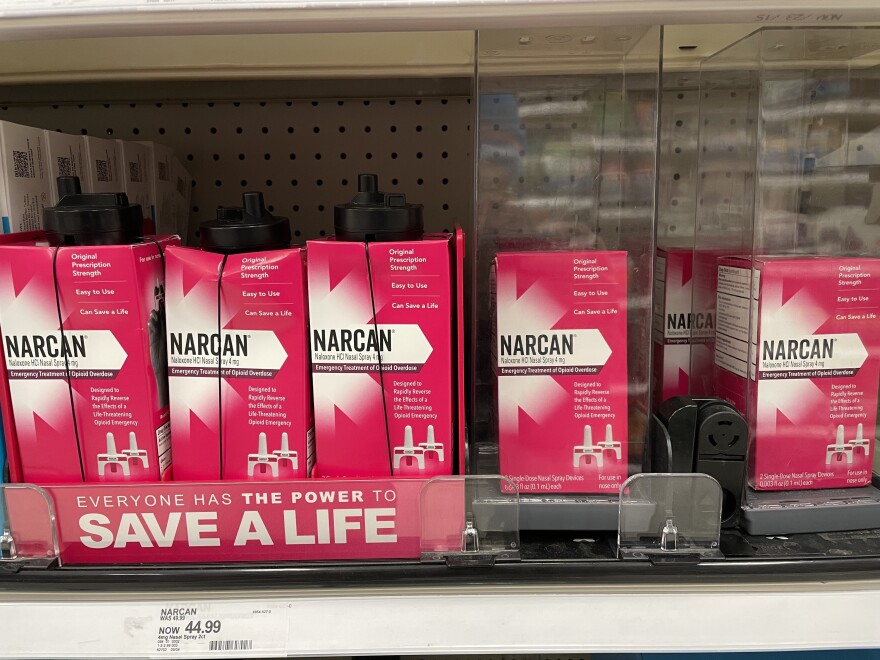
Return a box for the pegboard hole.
[262,127,269,134]
[441,125,448,132]
[416,152,423,159]
[365,152,373,160]
[391,152,398,159]
[266,180,273,187]
[259,102,267,107]
[442,178,449,185]
[238,154,245,161]
[417,178,424,185]
[365,126,372,133]
[291,179,298,186]
[158,128,166,135]
[392,178,399,185]
[441,152,448,159]
[192,206,199,213]
[337,101,344,106]
[415,99,423,106]
[340,153,348,160]
[289,153,297,160]
[858,144,865,151]
[675,120,683,127]
[215,180,222,187]
[416,125,423,132]
[213,154,220,161]
[674,147,682,154]
[318,204,325,211]
[288,127,294,134]
[241,180,248,187]
[341,178,349,186]
[314,153,322,160]
[106,128,114,136]
[81,129,88,135]
[673,173,680,180]
[264,154,271,160]
[316,179,324,186]
[293,205,300,211]
[671,199,679,206]
[294,230,302,237]
[319,230,327,236]
[187,154,194,161]
[389,100,396,106]
[338,126,346,133]
[236,127,243,134]
[313,126,320,134]
[441,99,448,105]
[210,127,218,134]
[390,125,398,133]
[442,204,449,211]
[132,128,140,135]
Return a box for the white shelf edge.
[1,580,880,656]
[0,0,879,41]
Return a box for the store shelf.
[0,572,880,657]
[1,0,879,41]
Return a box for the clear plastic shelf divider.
[618,473,723,560]
[420,476,520,566]
[0,484,59,569]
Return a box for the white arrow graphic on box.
[312,324,433,365]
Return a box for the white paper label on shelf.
[146,601,290,656]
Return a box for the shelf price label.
[153,601,290,656]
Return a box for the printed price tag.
[151,601,290,656]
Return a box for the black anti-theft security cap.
[199,192,291,254]
[334,174,423,242]
[43,176,144,246]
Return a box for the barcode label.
[57,156,74,176]
[158,161,169,181]
[96,158,111,182]
[209,640,253,652]
[129,160,142,183]
[13,150,32,178]
[176,176,186,196]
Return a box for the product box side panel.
[495,250,629,494]
[455,227,466,475]
[0,122,51,234]
[40,478,429,564]
[165,246,225,481]
[219,249,312,481]
[81,136,122,194]
[43,131,87,205]
[117,140,154,233]
[370,237,455,478]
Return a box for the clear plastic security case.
[691,27,880,534]
[474,27,661,529]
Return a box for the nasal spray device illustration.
[165,192,313,480]
[0,175,176,482]
[308,174,455,477]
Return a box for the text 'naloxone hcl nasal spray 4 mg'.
[714,255,880,490]
[492,251,629,493]
[308,174,454,478]
[165,192,313,481]
[0,176,177,483]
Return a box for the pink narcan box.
[651,247,728,407]
[492,251,629,494]
[714,255,880,490]
[0,233,178,483]
[165,246,313,481]
[308,236,455,478]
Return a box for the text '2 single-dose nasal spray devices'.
[308,174,455,478]
[492,251,629,493]
[0,176,177,483]
[165,192,313,481]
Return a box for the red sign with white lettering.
[21,479,429,564]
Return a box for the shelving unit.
[1,2,880,657]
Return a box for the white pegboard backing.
[656,73,699,245]
[0,97,473,244]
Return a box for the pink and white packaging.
[492,251,629,493]
[307,234,457,478]
[0,233,178,483]
[651,247,726,407]
[165,246,313,481]
[81,136,121,195]
[715,255,880,490]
